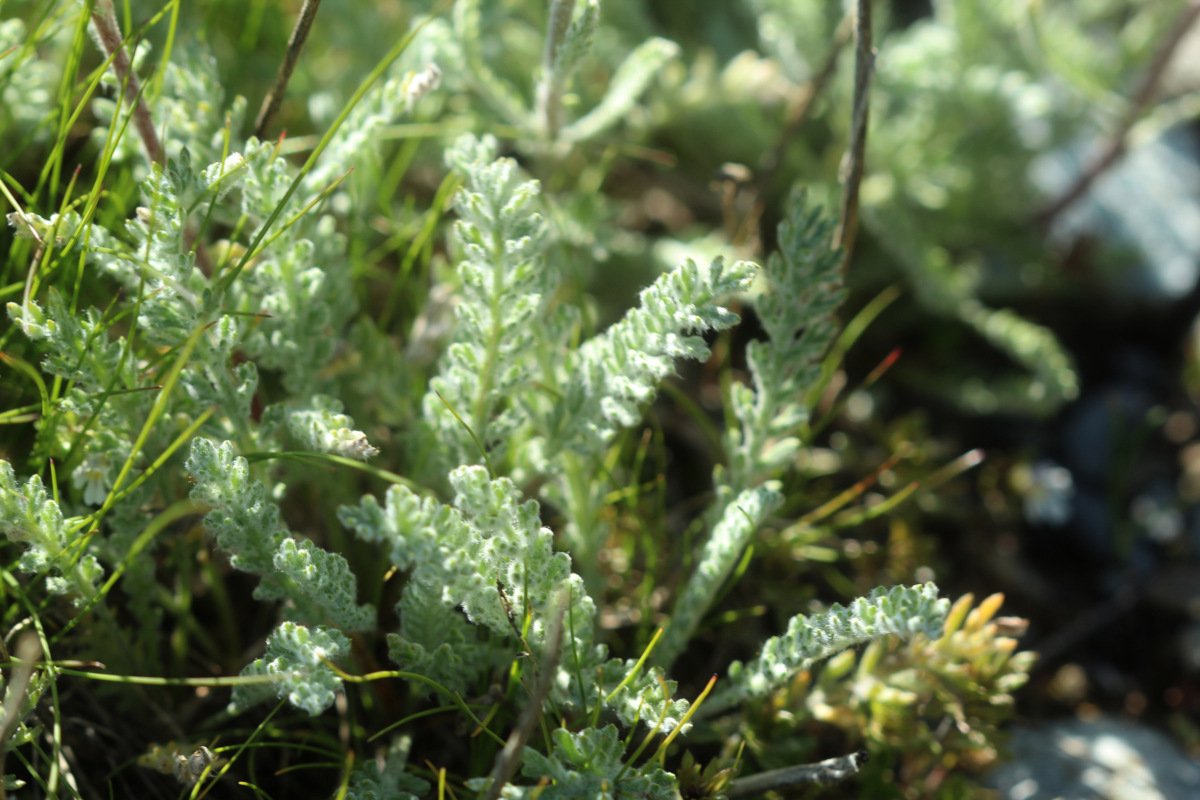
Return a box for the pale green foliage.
[655,484,782,668]
[303,61,441,195]
[114,153,229,345]
[6,151,261,436]
[495,726,676,799]
[339,464,592,669]
[746,0,845,84]
[706,583,950,716]
[229,141,358,396]
[537,256,757,462]
[0,17,59,135]
[7,286,130,393]
[423,134,553,468]
[385,580,511,695]
[727,189,845,489]
[339,464,695,732]
[6,283,144,511]
[186,437,375,633]
[717,0,1145,420]
[536,0,599,137]
[92,45,246,171]
[0,0,1053,793]
[450,0,530,126]
[345,736,429,800]
[11,132,356,415]
[872,202,1080,416]
[526,253,755,601]
[559,36,679,144]
[861,3,1089,416]
[656,192,842,670]
[9,151,247,352]
[0,463,102,603]
[229,621,350,716]
[5,154,270,577]
[418,0,678,145]
[591,657,692,735]
[15,117,356,412]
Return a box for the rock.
[987,716,1200,800]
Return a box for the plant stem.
[253,0,323,139]
[537,0,575,139]
[1034,0,1200,227]
[88,0,164,167]
[0,633,40,800]
[758,10,853,191]
[483,590,567,800]
[833,0,874,270]
[562,453,604,600]
[727,751,869,796]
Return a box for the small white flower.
[72,453,114,506]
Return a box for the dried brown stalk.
[833,0,875,270]
[1035,0,1200,228]
[253,0,323,139]
[88,0,165,167]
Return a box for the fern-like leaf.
[186,438,375,631]
[0,462,103,604]
[703,583,949,716]
[229,621,350,716]
[423,135,554,468]
[544,256,756,460]
[728,188,845,489]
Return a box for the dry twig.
[728,750,869,797]
[88,0,165,167]
[1035,0,1200,227]
[758,11,855,189]
[254,0,323,139]
[483,590,569,800]
[833,0,875,269]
